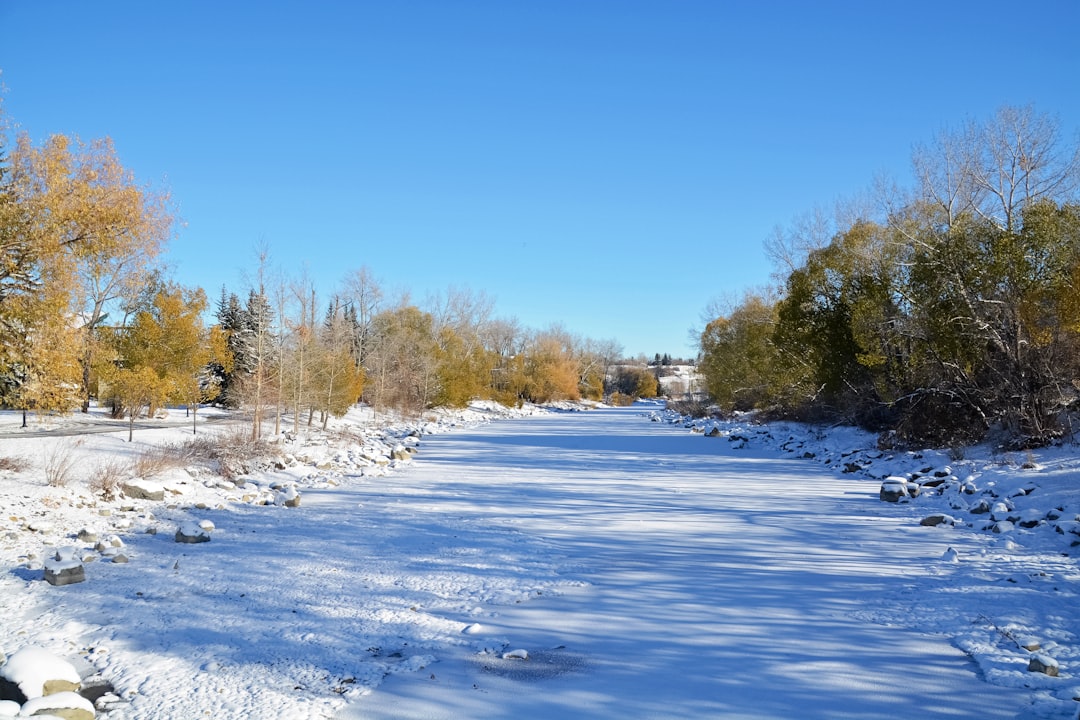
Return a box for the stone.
[121,479,164,502]
[20,691,95,720]
[920,514,953,527]
[0,646,81,701]
[879,478,909,503]
[1027,653,1059,676]
[76,529,97,544]
[44,548,85,587]
[175,524,211,544]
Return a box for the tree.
[913,105,1080,234]
[0,123,83,420]
[100,282,215,437]
[366,303,438,415]
[309,297,364,428]
[699,291,782,412]
[9,133,172,412]
[520,327,580,403]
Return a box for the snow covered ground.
[0,402,1078,718]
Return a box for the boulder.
[1027,653,1059,676]
[879,478,909,503]
[20,690,95,719]
[0,646,81,702]
[121,479,165,502]
[920,514,954,527]
[43,548,85,587]
[174,523,211,544]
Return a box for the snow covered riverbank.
[1,403,1078,718]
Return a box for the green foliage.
[701,106,1080,446]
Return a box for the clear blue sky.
[2,1,1078,358]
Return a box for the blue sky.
[2,1,1078,358]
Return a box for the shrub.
[88,458,128,501]
[187,427,277,479]
[0,456,30,472]
[43,440,82,487]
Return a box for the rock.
[76,529,97,544]
[1028,653,1059,676]
[502,649,529,660]
[941,547,959,562]
[991,520,1015,534]
[0,646,81,701]
[121,478,165,501]
[1017,637,1041,652]
[391,445,412,461]
[879,477,909,503]
[93,536,123,552]
[274,486,301,507]
[920,514,953,527]
[175,524,211,544]
[21,690,95,719]
[705,427,721,437]
[969,499,992,514]
[43,548,85,587]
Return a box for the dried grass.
[133,441,197,478]
[43,439,83,487]
[185,427,277,479]
[0,455,30,472]
[88,457,128,501]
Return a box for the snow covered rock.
[120,479,164,502]
[0,646,81,703]
[502,649,529,660]
[273,484,301,507]
[879,477,910,503]
[43,548,85,587]
[1028,653,1059,676]
[0,699,18,716]
[174,523,211,544]
[20,690,95,719]
[920,513,956,527]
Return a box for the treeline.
[0,104,633,436]
[699,106,1080,448]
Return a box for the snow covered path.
[344,406,1027,719]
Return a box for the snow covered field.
[1,402,1078,718]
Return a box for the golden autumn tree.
[10,132,173,412]
[521,328,581,403]
[101,283,215,438]
[0,120,84,420]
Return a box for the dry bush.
[186,427,277,479]
[0,455,30,472]
[133,441,198,478]
[607,392,636,407]
[665,398,714,418]
[43,440,83,487]
[88,458,129,501]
